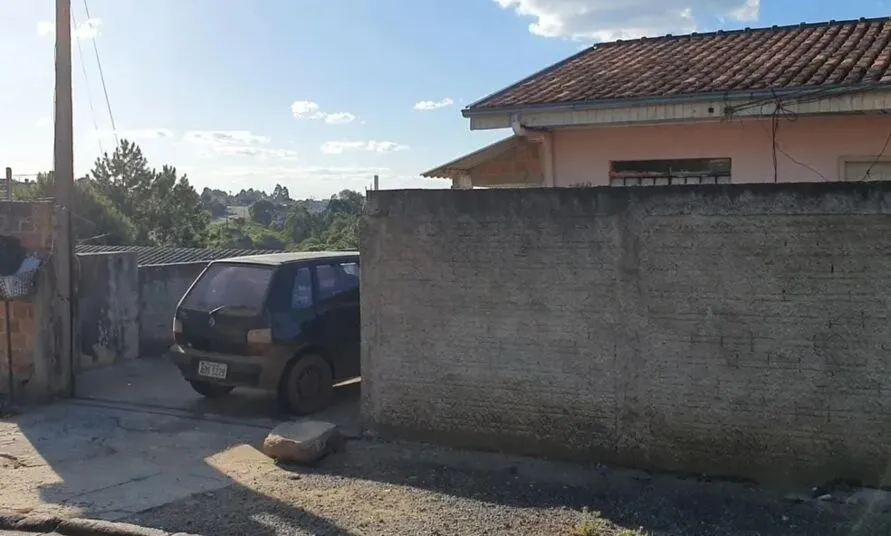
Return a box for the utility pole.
[54,0,76,396]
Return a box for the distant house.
[424,17,891,189]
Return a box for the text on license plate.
[198,360,228,379]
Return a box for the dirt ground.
[126,439,891,536]
[5,359,891,535]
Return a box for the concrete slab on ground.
[74,358,360,435]
[0,358,360,523]
[0,399,277,521]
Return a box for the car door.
[267,264,317,345]
[313,260,360,379]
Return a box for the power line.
[861,127,891,181]
[82,0,118,148]
[70,10,104,156]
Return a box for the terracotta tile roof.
[466,17,891,111]
[75,245,282,266]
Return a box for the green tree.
[89,139,154,220]
[284,205,323,244]
[88,139,209,246]
[200,188,229,218]
[326,189,364,217]
[249,199,275,226]
[271,184,291,202]
[141,166,209,247]
[29,172,138,245]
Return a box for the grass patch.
[573,508,605,535]
[572,508,650,535]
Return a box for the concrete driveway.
[74,357,360,434]
[0,357,360,522]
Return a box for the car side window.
[291,267,313,310]
[316,262,360,302]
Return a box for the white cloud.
[37,18,103,40]
[414,98,454,111]
[213,165,391,181]
[323,112,357,125]
[321,140,409,155]
[205,146,299,161]
[183,130,270,145]
[291,101,322,118]
[35,117,51,128]
[93,128,174,140]
[291,101,357,124]
[494,0,760,40]
[183,130,299,161]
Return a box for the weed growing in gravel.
[573,507,605,535]
[572,508,650,536]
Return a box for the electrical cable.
[71,10,104,156]
[82,0,117,148]
[860,127,891,181]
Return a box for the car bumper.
[167,345,285,390]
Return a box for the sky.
[1,0,889,199]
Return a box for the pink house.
[424,17,891,189]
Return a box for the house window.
[608,158,731,187]
[842,159,891,182]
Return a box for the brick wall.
[0,200,66,403]
[360,182,891,487]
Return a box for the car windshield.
[181,264,274,313]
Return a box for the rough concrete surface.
[0,358,359,525]
[0,510,196,536]
[361,183,891,486]
[73,358,361,436]
[3,358,891,535]
[137,263,206,357]
[76,252,140,372]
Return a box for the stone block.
[262,421,342,464]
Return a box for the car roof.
[213,251,359,266]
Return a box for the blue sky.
[1,0,889,199]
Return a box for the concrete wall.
[138,262,206,356]
[0,200,70,404]
[553,115,891,187]
[361,183,891,487]
[76,252,139,371]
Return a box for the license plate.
[197,360,228,380]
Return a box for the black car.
[168,251,360,414]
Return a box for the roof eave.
[461,83,891,118]
[421,136,521,179]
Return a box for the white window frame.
[608,158,732,187]
[838,155,891,182]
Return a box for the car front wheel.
[189,379,235,398]
[280,354,334,415]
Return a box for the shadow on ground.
[73,357,360,434]
[126,437,891,536]
[7,358,891,535]
[0,357,360,535]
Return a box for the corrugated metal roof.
[221,251,358,265]
[75,245,283,266]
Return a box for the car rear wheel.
[280,354,334,415]
[189,379,235,398]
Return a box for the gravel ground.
[127,439,891,536]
